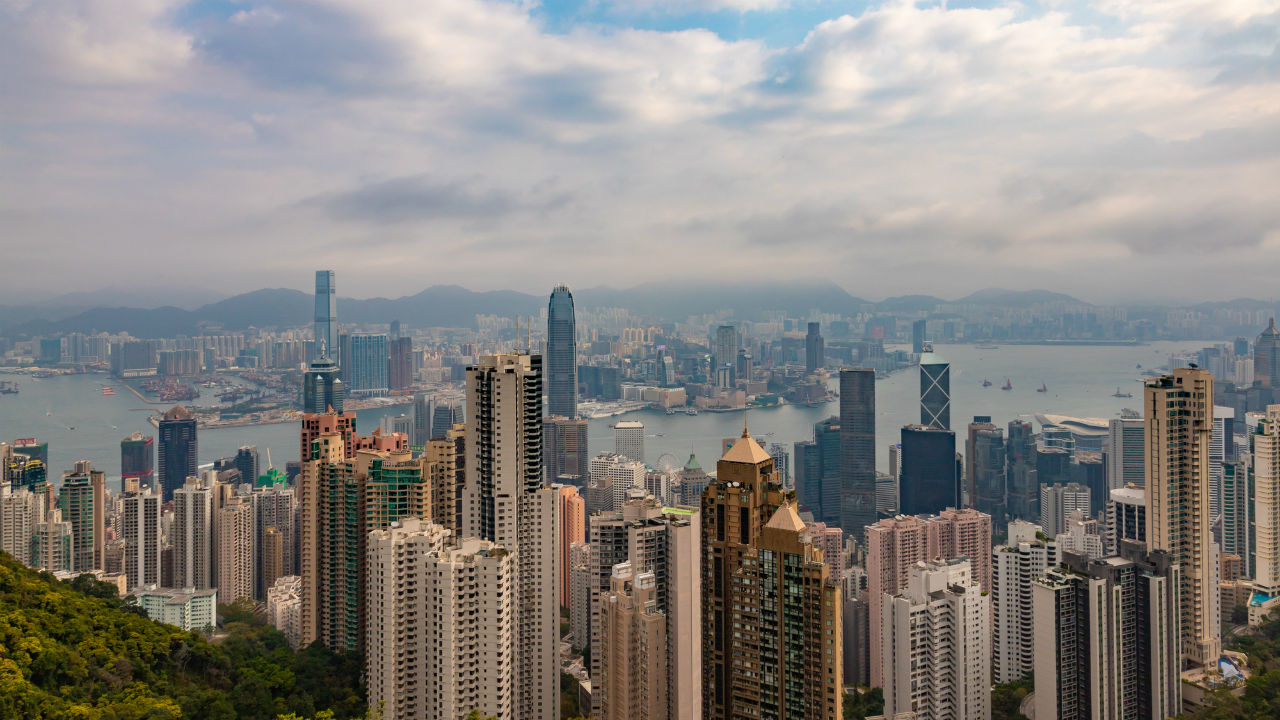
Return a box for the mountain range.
[0,282,1268,338]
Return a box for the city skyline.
[3,2,1279,302]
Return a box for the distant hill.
[576,280,871,319]
[952,288,1086,306]
[877,294,947,313]
[0,552,364,719]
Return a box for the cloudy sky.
[2,0,1278,304]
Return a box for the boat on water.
[0,380,18,395]
[1037,383,1047,393]
[1001,378,1013,391]
[1113,386,1133,398]
[101,387,115,396]
[976,343,1000,349]
[982,379,992,387]
[685,407,698,416]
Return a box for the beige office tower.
[1145,368,1221,667]
[120,488,162,590]
[1253,406,1280,596]
[216,496,254,603]
[463,353,558,720]
[881,559,990,720]
[600,562,668,720]
[172,476,214,589]
[590,494,702,720]
[558,484,586,607]
[866,509,993,688]
[1,485,41,566]
[366,518,512,720]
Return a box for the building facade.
[547,284,578,419]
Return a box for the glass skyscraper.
[314,270,337,365]
[919,349,950,430]
[840,368,877,539]
[546,284,577,418]
[346,334,389,396]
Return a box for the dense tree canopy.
[0,552,364,719]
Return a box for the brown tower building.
[702,426,842,720]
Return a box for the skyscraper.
[1145,367,1221,667]
[794,416,842,527]
[840,368,877,538]
[1107,416,1144,489]
[919,349,951,430]
[462,353,558,720]
[1032,546,1181,720]
[912,319,926,355]
[544,416,589,483]
[899,425,958,516]
[387,336,413,391]
[805,322,824,372]
[59,460,105,573]
[881,558,990,720]
[614,420,645,464]
[701,427,787,720]
[1255,318,1280,388]
[346,334,389,396]
[713,325,738,385]
[252,482,296,599]
[967,418,1007,523]
[547,284,578,419]
[314,270,337,366]
[0,485,41,566]
[216,496,254,603]
[119,488,162,590]
[1039,482,1091,536]
[1006,419,1039,521]
[303,350,344,413]
[173,475,214,589]
[599,563,668,720]
[234,445,259,485]
[158,405,197,503]
[1251,406,1280,597]
[993,520,1058,684]
[120,432,154,491]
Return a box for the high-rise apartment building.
[993,520,1058,684]
[1252,406,1280,596]
[1006,419,1039,521]
[1105,485,1147,555]
[544,416,589,483]
[588,452,646,515]
[252,482,296,599]
[569,541,593,653]
[919,349,951,431]
[1145,367,1221,667]
[881,558,990,720]
[713,325,738,385]
[899,425,958,516]
[216,496,254,603]
[33,509,73,573]
[158,405,198,503]
[462,353,558,720]
[1107,416,1144,490]
[865,509,993,688]
[120,488,162,590]
[59,460,105,573]
[314,270,337,366]
[121,432,155,490]
[547,284,578,419]
[558,485,585,607]
[0,484,42,566]
[701,428,785,720]
[967,417,1006,523]
[840,368,877,538]
[599,563,668,720]
[1222,460,1251,575]
[805,322,824,372]
[1039,482,1091,536]
[1032,546,1181,720]
[366,519,514,720]
[173,475,214,589]
[614,421,645,464]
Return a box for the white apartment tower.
[366,519,518,720]
[993,520,1058,684]
[172,475,214,589]
[120,488,162,590]
[215,495,255,603]
[1252,405,1280,595]
[1,485,42,566]
[590,452,647,513]
[463,353,558,720]
[881,558,991,720]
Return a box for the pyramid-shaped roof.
[720,425,773,465]
[765,502,806,533]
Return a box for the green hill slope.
[0,553,364,719]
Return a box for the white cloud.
[0,0,1278,302]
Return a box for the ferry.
[1001,378,1013,391]
[1112,387,1133,398]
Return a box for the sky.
[2,0,1279,305]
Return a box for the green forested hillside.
[0,552,365,719]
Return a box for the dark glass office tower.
[805,322,824,372]
[919,349,950,430]
[120,432,155,489]
[158,406,197,503]
[1006,419,1039,521]
[840,368,877,539]
[899,424,958,516]
[547,284,578,418]
[235,446,259,484]
[1256,318,1280,388]
[966,417,1007,525]
[314,270,337,366]
[912,319,926,354]
[303,352,344,414]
